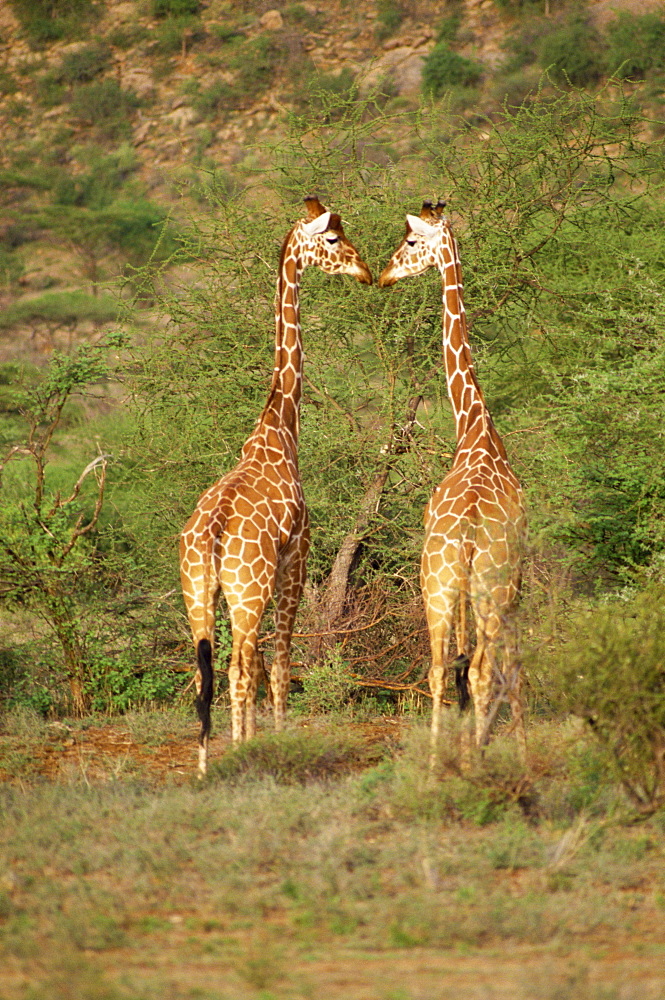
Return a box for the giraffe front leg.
[272,531,309,733]
[502,622,526,763]
[243,651,263,740]
[426,619,451,772]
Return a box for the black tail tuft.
[453,654,471,712]
[196,638,214,741]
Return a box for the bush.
[152,0,199,16]
[539,18,602,86]
[422,43,482,96]
[552,589,665,815]
[0,70,17,96]
[57,41,111,84]
[151,15,203,56]
[500,17,553,73]
[212,729,375,783]
[605,11,665,79]
[9,0,97,44]
[375,0,406,41]
[69,79,141,139]
[0,291,118,329]
[294,650,357,715]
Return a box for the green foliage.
[375,0,406,41]
[500,18,553,74]
[552,589,665,814]
[87,648,183,713]
[233,33,288,100]
[539,18,602,86]
[56,41,111,84]
[0,145,173,295]
[118,90,665,701]
[152,0,199,16]
[605,11,665,80]
[300,67,357,117]
[0,70,18,96]
[0,343,115,712]
[9,0,98,43]
[436,12,462,45]
[294,650,357,715]
[69,79,141,139]
[186,32,292,116]
[0,291,118,329]
[422,42,482,96]
[52,144,139,208]
[150,14,203,55]
[0,249,23,291]
[212,728,376,783]
[283,3,324,30]
[188,77,238,118]
[107,22,149,49]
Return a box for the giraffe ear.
[406,214,438,239]
[302,211,332,236]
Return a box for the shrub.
[57,41,111,84]
[294,650,357,715]
[190,78,240,118]
[500,17,553,73]
[212,729,376,783]
[107,23,149,49]
[36,72,66,107]
[9,0,97,44]
[436,13,462,45]
[69,79,141,139]
[151,15,203,56]
[283,3,324,29]
[539,18,602,86]
[0,291,118,329]
[152,0,199,16]
[233,34,286,99]
[0,70,17,96]
[551,589,665,815]
[605,11,665,79]
[422,42,482,96]
[375,0,406,41]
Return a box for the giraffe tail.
[453,654,471,712]
[196,638,214,742]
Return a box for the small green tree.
[0,344,113,714]
[605,11,665,79]
[422,43,482,97]
[9,0,97,43]
[552,589,665,816]
[539,18,602,86]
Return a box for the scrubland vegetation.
[1,0,665,995]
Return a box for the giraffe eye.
[406,238,417,247]
[325,234,339,244]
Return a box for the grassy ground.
[1,707,665,999]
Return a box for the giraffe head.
[378,200,449,287]
[292,196,372,284]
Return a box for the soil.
[2,716,665,1000]
[0,714,404,783]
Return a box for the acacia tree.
[121,85,665,690]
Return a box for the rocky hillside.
[0,0,662,362]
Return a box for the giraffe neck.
[258,233,304,449]
[438,233,501,454]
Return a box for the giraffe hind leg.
[196,638,213,776]
[453,654,471,711]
